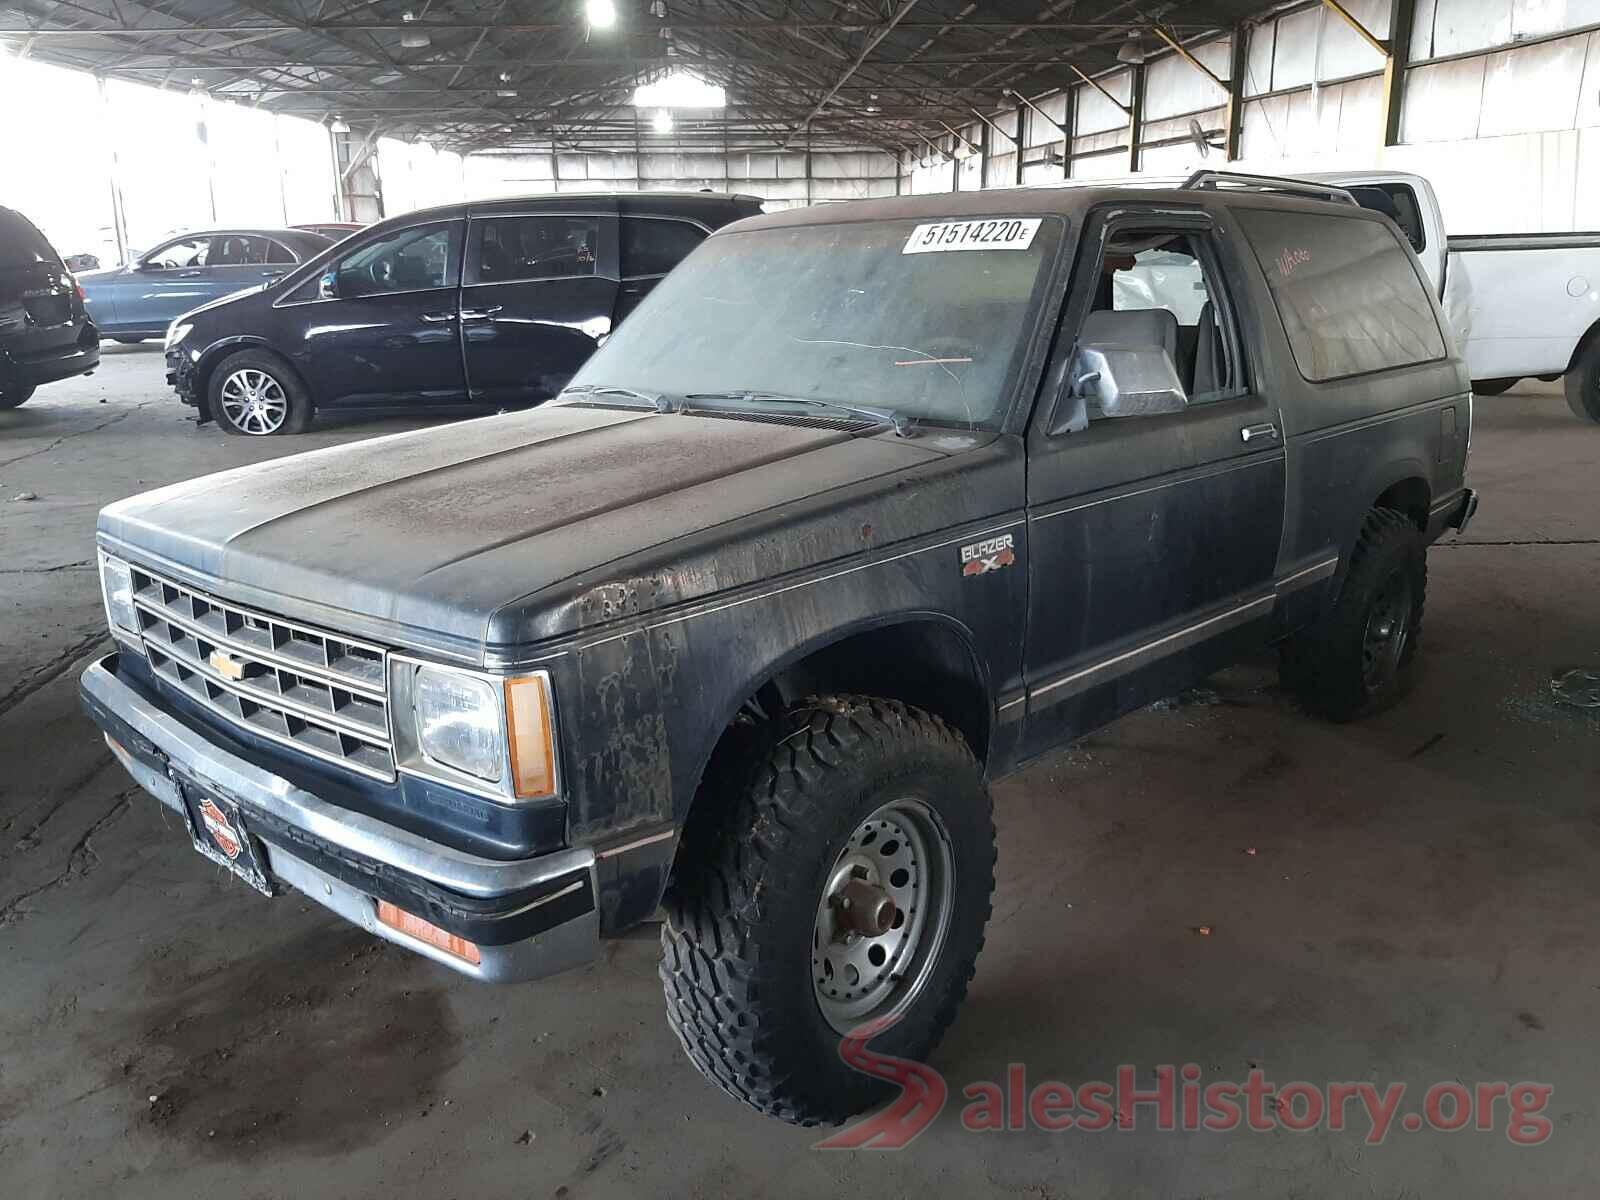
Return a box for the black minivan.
[1,206,100,410]
[166,191,763,435]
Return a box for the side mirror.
[1072,343,1188,420]
[317,271,338,300]
[137,260,162,272]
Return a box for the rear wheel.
[1563,341,1600,422]
[0,382,36,410]
[208,350,311,435]
[659,696,995,1124]
[1281,507,1426,722]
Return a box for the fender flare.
[673,608,994,827]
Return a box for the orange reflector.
[376,901,481,965]
[504,673,557,799]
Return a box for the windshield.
[566,215,1063,430]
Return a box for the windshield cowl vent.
[681,407,875,432]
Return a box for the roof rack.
[1182,170,1358,206]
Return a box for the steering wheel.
[367,257,397,289]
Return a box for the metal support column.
[1382,0,1416,146]
[1226,24,1248,160]
[1061,85,1076,178]
[1015,99,1026,186]
[1126,63,1146,173]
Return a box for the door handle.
[419,311,457,323]
[459,305,503,322]
[177,270,203,278]
[1240,422,1279,444]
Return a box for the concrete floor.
[2,347,1597,1198]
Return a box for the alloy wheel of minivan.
[219,368,289,435]
[208,350,312,436]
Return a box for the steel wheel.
[1361,567,1413,693]
[811,796,956,1035]
[218,368,289,435]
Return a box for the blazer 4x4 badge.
[960,533,1016,577]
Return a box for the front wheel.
[1281,507,1426,721]
[208,351,312,435]
[659,696,995,1125]
[0,382,36,410]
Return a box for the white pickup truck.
[1307,171,1600,422]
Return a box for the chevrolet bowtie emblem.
[208,649,246,681]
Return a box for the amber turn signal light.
[503,673,557,799]
[376,901,481,965]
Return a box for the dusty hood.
[99,403,946,655]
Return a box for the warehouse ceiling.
[0,1,1279,154]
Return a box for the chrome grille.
[128,564,394,781]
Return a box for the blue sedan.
[77,228,331,343]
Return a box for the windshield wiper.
[559,383,680,413]
[684,391,914,437]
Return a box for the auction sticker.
[903,218,1041,254]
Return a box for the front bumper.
[80,652,598,983]
[165,346,198,404]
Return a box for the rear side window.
[473,216,599,283]
[0,209,62,269]
[1237,209,1446,382]
[621,217,706,278]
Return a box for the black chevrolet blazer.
[88,173,1477,1126]
[163,191,763,435]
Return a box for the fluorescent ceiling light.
[586,0,618,30]
[652,109,674,134]
[632,70,725,108]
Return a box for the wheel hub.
[811,798,955,1034]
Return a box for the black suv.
[84,173,1476,1126]
[164,191,762,435]
[1,206,99,410]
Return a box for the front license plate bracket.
[169,769,276,898]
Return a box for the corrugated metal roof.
[0,1,1283,154]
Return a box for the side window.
[325,222,461,299]
[145,238,211,270]
[1237,208,1446,382]
[620,217,706,278]
[1347,184,1426,253]
[1082,227,1240,406]
[266,239,297,265]
[473,216,599,283]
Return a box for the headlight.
[414,666,503,782]
[164,320,193,350]
[390,658,559,802]
[98,551,138,634]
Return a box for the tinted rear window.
[1236,208,1446,382]
[0,209,61,270]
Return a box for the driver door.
[287,219,468,408]
[1019,205,1286,757]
